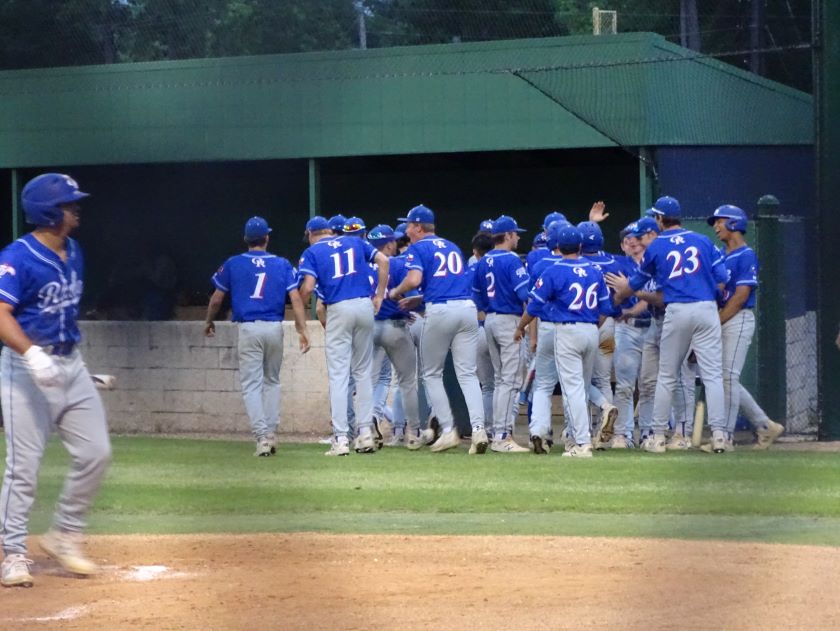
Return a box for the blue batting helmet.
[707,205,748,233]
[21,173,89,227]
[577,221,603,252]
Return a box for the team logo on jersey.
[487,257,494,267]
[515,267,527,278]
[326,239,342,249]
[37,270,83,314]
[669,236,686,245]
[0,263,15,278]
[252,258,266,268]
[573,266,587,278]
[432,239,446,249]
[535,278,543,289]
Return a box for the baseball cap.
[619,221,639,240]
[552,223,582,248]
[532,231,548,248]
[398,204,435,224]
[491,215,527,235]
[478,219,494,233]
[305,216,330,232]
[244,216,272,240]
[368,224,396,246]
[650,196,681,217]
[631,217,660,237]
[343,216,366,234]
[328,214,347,232]
[644,207,656,217]
[543,211,567,229]
[394,222,408,239]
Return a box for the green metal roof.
[0,32,812,168]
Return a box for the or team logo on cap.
[0,263,16,278]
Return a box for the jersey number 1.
[250,272,267,299]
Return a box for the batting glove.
[23,345,62,388]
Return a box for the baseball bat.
[91,374,117,390]
[691,398,705,448]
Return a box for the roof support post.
[11,169,21,239]
[638,148,655,215]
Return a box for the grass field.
[4,436,840,546]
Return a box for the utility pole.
[680,0,701,51]
[750,0,766,75]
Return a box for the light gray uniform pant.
[613,321,647,438]
[721,309,770,432]
[373,319,420,432]
[554,322,599,445]
[484,313,526,436]
[237,321,284,440]
[476,324,495,424]
[1,348,111,555]
[530,321,557,439]
[591,317,615,405]
[419,300,485,432]
[654,301,724,434]
[325,297,375,438]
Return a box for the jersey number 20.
[666,246,700,279]
[433,251,463,277]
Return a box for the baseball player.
[467,219,494,266]
[0,173,112,587]
[469,231,496,427]
[578,221,620,446]
[298,217,389,455]
[611,196,728,453]
[515,223,612,458]
[472,216,531,452]
[366,224,431,449]
[522,219,568,454]
[707,205,784,449]
[205,216,310,457]
[388,204,488,454]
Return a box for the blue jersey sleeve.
[298,249,319,280]
[211,257,233,292]
[509,260,531,303]
[0,252,22,306]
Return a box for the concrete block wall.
[79,321,331,436]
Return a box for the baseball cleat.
[254,437,272,457]
[530,435,549,455]
[701,437,735,453]
[609,435,634,449]
[561,443,593,458]
[354,433,377,454]
[324,437,350,456]
[430,428,460,452]
[665,434,690,450]
[428,416,442,444]
[40,529,98,576]
[372,417,384,450]
[266,433,277,455]
[468,427,489,455]
[596,403,618,445]
[406,428,435,450]
[1,554,34,588]
[643,434,667,453]
[754,420,784,450]
[490,436,529,453]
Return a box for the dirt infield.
[2,533,840,630]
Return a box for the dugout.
[0,32,814,434]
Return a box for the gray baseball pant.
[529,321,557,439]
[476,324,495,425]
[237,321,284,440]
[325,298,375,439]
[484,313,526,436]
[653,301,724,434]
[554,323,599,445]
[373,319,420,432]
[1,348,111,555]
[419,300,485,433]
[613,321,646,438]
[721,309,769,433]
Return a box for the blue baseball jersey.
[525,253,562,319]
[472,250,530,315]
[212,252,297,322]
[526,247,551,272]
[0,234,84,346]
[629,229,726,304]
[404,235,470,304]
[583,252,622,317]
[376,255,416,321]
[612,255,644,313]
[720,245,758,309]
[528,259,611,324]
[298,235,378,305]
